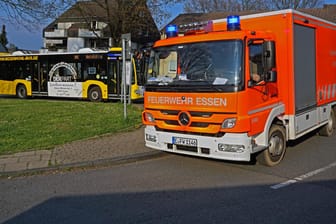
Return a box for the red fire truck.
[142,9,336,166]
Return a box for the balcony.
[78,29,102,38]
[44,29,67,38]
[44,39,64,44]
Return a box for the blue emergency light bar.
[227,15,241,31]
[166,24,178,38]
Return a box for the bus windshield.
[146,40,243,92]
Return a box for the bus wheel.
[88,86,102,102]
[257,125,286,167]
[16,85,27,99]
[319,109,335,137]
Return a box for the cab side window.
[249,43,263,83]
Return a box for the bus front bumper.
[144,125,253,162]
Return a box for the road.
[1,132,336,224]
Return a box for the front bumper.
[144,125,253,162]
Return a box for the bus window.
[134,50,150,85]
[41,63,48,91]
[0,63,8,80]
[76,63,82,81]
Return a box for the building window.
[91,21,97,30]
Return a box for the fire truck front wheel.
[88,86,102,102]
[257,125,286,167]
[318,108,335,137]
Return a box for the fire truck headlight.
[144,112,155,123]
[218,144,245,153]
[222,118,236,129]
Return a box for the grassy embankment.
[0,98,143,155]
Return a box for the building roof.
[164,4,336,31]
[45,0,160,44]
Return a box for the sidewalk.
[0,127,161,176]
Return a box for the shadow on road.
[3,180,336,224]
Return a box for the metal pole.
[122,38,127,119]
[128,54,133,105]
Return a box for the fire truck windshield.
[146,40,243,92]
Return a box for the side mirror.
[262,41,276,71]
[267,70,277,82]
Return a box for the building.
[43,0,160,52]
[161,4,336,37]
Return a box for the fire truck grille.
[164,120,210,128]
[161,110,212,118]
[152,109,228,137]
[160,110,218,129]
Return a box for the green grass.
[0,98,143,155]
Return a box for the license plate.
[172,137,197,147]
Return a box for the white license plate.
[172,137,197,147]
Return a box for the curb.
[0,151,164,178]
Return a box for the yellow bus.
[0,48,147,101]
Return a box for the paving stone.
[13,151,36,157]
[28,160,50,169]
[4,162,27,172]
[18,155,42,163]
[0,157,19,165]
[40,153,52,161]
[0,126,157,174]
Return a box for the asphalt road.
[1,132,336,224]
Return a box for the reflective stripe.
[248,103,280,115]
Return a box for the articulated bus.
[0,48,148,102]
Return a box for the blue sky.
[3,0,336,50]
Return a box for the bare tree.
[0,24,8,49]
[270,0,324,9]
[183,0,271,13]
[67,0,165,46]
[148,0,184,26]
[0,0,75,30]
[183,0,324,13]
[0,0,182,31]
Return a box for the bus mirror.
[262,41,275,71]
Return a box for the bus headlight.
[135,87,144,96]
[222,118,236,129]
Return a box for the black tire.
[319,109,335,137]
[257,125,286,167]
[16,85,27,99]
[88,86,102,102]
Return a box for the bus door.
[35,61,48,93]
[107,56,122,98]
[134,51,149,86]
[31,62,39,92]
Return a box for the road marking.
[270,161,336,190]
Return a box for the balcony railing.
[44,29,67,38]
[78,29,102,38]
